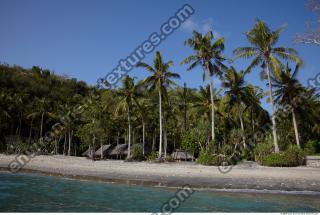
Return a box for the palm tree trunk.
[63,133,66,155]
[92,135,96,161]
[163,119,167,158]
[142,120,145,155]
[237,103,246,148]
[266,63,279,153]
[152,129,156,151]
[100,139,103,159]
[127,107,131,158]
[68,129,71,156]
[208,73,215,141]
[18,112,22,136]
[158,89,163,158]
[292,108,301,149]
[117,131,120,145]
[40,112,44,140]
[28,116,34,143]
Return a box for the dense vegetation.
[1,20,319,166]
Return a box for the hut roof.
[81,148,95,157]
[171,149,194,160]
[95,144,112,157]
[109,144,128,156]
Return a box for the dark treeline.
[0,20,319,165]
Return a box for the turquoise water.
[0,172,319,212]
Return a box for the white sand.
[1,154,320,192]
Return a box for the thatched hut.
[94,144,112,158]
[171,149,194,161]
[108,144,128,159]
[81,147,95,158]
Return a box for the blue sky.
[0,0,319,109]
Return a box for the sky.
[0,0,319,110]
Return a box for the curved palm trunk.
[28,116,34,143]
[292,108,301,149]
[40,112,44,140]
[266,63,279,153]
[207,70,215,141]
[237,103,246,148]
[158,89,163,158]
[127,107,131,158]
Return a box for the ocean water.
[0,171,319,212]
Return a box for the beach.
[1,154,320,193]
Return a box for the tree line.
[0,20,319,163]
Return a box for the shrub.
[254,142,274,164]
[147,151,158,161]
[130,145,145,161]
[197,150,227,166]
[197,150,216,165]
[304,140,319,155]
[285,145,305,166]
[262,145,305,167]
[242,148,254,161]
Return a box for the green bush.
[262,146,305,167]
[242,148,254,161]
[147,151,158,161]
[130,145,145,161]
[254,142,274,163]
[197,150,228,166]
[304,140,319,155]
[197,150,216,165]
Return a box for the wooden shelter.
[171,149,194,161]
[94,144,112,158]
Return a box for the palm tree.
[137,51,180,158]
[135,97,150,155]
[182,31,227,142]
[233,20,303,152]
[271,64,306,148]
[222,67,255,148]
[116,75,140,158]
[27,98,56,143]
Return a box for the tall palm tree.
[116,75,140,158]
[137,51,180,158]
[182,31,227,142]
[271,64,305,148]
[222,67,256,148]
[233,20,303,152]
[27,98,56,143]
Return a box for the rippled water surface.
[0,171,319,212]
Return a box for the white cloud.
[181,18,220,37]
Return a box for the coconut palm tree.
[116,75,140,158]
[182,31,227,142]
[233,20,303,152]
[137,51,180,158]
[271,64,306,148]
[27,98,56,143]
[222,67,255,148]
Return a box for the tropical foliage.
[0,20,319,167]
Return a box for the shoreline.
[1,154,320,194]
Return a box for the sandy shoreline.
[1,154,320,193]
